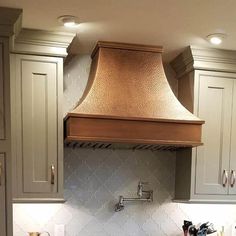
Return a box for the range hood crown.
[65,41,204,150]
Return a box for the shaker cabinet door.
[21,59,58,193]
[0,154,6,236]
[229,81,236,195]
[0,40,6,140]
[195,75,234,195]
[12,54,63,201]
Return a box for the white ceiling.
[1,0,236,62]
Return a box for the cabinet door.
[0,37,12,236]
[22,59,58,193]
[195,74,233,195]
[0,154,6,236]
[0,40,6,139]
[12,54,63,200]
[229,81,236,194]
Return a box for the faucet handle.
[137,181,149,197]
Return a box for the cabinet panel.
[12,54,63,201]
[229,81,236,194]
[0,154,6,236]
[0,41,5,140]
[196,75,233,195]
[21,60,58,193]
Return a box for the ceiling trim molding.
[0,7,22,37]
[171,46,236,77]
[13,28,75,57]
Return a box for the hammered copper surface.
[65,41,204,147]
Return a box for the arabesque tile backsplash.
[13,55,236,236]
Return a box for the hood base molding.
[65,116,202,148]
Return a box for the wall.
[13,55,236,236]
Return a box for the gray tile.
[85,151,107,172]
[94,163,115,183]
[122,218,147,236]
[14,143,236,236]
[79,218,109,236]
[73,175,101,204]
[104,165,136,194]
[84,185,114,215]
[104,221,130,236]
[95,200,117,224]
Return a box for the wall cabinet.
[11,54,64,202]
[0,41,5,140]
[0,7,23,235]
[171,47,236,202]
[0,35,14,236]
[0,8,73,235]
[196,72,236,195]
[0,154,6,236]
[10,28,74,202]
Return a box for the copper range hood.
[64,41,204,150]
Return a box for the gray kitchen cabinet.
[229,82,236,195]
[0,41,5,140]
[0,7,23,236]
[0,154,6,236]
[11,54,64,202]
[195,72,234,195]
[10,28,74,202]
[0,7,73,233]
[171,47,236,202]
[0,33,16,236]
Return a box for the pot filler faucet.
[115,181,153,212]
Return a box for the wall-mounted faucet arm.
[115,182,153,212]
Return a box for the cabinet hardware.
[230,170,236,187]
[0,161,2,186]
[223,170,228,187]
[51,165,55,185]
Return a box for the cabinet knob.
[222,169,228,187]
[51,165,55,185]
[230,170,236,187]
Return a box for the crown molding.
[171,46,236,78]
[0,7,75,57]
[0,7,22,37]
[13,28,75,57]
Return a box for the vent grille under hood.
[64,41,204,149]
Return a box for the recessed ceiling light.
[58,15,79,28]
[206,33,227,45]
